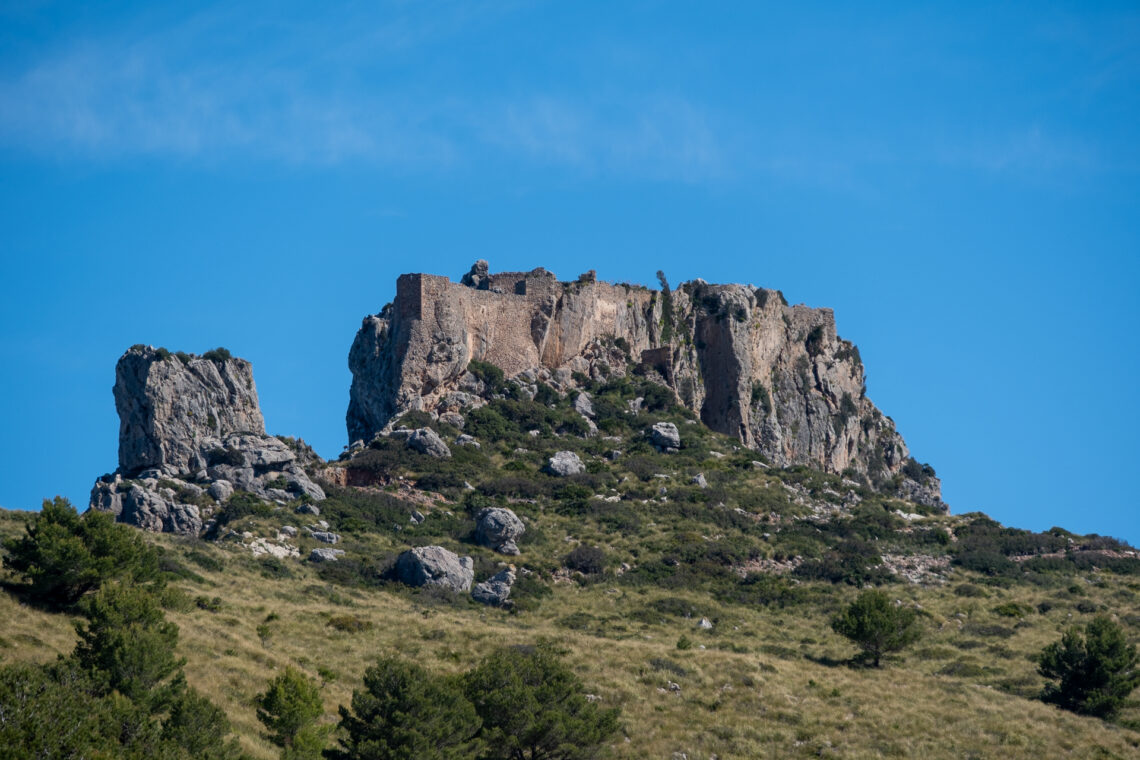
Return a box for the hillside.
[3,371,1140,758]
[2,264,1138,759]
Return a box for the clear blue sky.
[1,2,1137,542]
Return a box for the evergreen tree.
[163,687,245,759]
[2,496,159,607]
[74,583,185,713]
[257,666,325,757]
[831,590,921,667]
[1038,616,1140,718]
[0,660,118,758]
[463,646,620,760]
[328,656,482,760]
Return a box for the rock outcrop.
[347,263,944,509]
[546,451,585,477]
[472,566,516,606]
[649,422,681,452]
[395,546,475,593]
[475,507,525,555]
[90,345,326,534]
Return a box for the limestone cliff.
[114,346,265,475]
[91,345,325,534]
[347,262,945,510]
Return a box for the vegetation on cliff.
[3,325,1139,758]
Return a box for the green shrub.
[186,550,225,572]
[650,657,688,677]
[196,595,223,612]
[206,446,246,467]
[805,325,825,356]
[162,687,244,759]
[793,539,891,587]
[565,545,606,575]
[0,660,118,756]
[466,359,506,392]
[213,490,272,525]
[993,602,1033,618]
[1038,616,1140,718]
[327,615,374,633]
[201,347,232,362]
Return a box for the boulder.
[649,422,681,452]
[295,503,320,516]
[573,392,595,418]
[309,548,345,562]
[439,411,465,429]
[406,428,452,459]
[309,530,340,544]
[692,473,708,488]
[546,450,585,477]
[286,474,326,502]
[395,546,474,593]
[247,537,299,559]
[475,508,525,555]
[456,434,480,449]
[207,479,234,502]
[472,567,516,606]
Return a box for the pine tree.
[256,666,325,757]
[463,646,620,760]
[329,656,482,760]
[831,590,921,667]
[1038,616,1140,718]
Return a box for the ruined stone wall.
[347,262,944,509]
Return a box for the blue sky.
[1,1,1137,541]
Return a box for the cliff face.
[347,262,944,509]
[114,346,265,475]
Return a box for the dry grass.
[2,506,1139,759]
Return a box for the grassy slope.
[2,378,1139,759]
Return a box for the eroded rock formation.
[347,261,944,509]
[91,345,325,534]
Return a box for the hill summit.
[348,261,943,510]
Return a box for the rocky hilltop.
[90,345,325,534]
[348,261,944,509]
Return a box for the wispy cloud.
[0,2,1122,188]
[0,39,461,166]
[0,7,728,181]
[932,125,1099,175]
[479,94,725,179]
